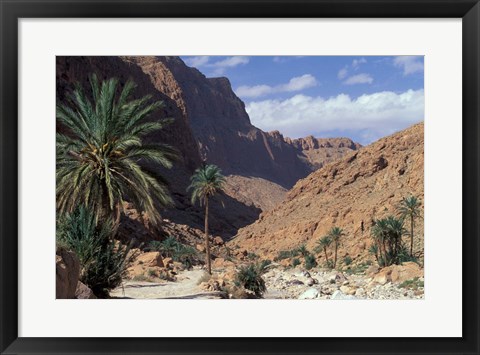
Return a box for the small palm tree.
[398,195,422,256]
[316,235,332,267]
[328,227,345,269]
[188,164,226,274]
[56,74,178,225]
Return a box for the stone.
[331,290,357,300]
[75,281,97,299]
[136,252,164,268]
[196,244,206,253]
[56,248,80,299]
[306,278,315,286]
[298,288,320,300]
[213,236,224,246]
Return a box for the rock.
[287,279,304,286]
[372,262,423,285]
[306,278,315,286]
[366,265,380,276]
[213,236,224,246]
[340,285,356,295]
[331,290,357,300]
[163,257,173,267]
[355,288,366,297]
[136,252,164,268]
[298,288,320,300]
[75,281,97,299]
[56,248,80,299]
[196,244,206,253]
[212,257,235,269]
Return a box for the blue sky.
[181,56,424,145]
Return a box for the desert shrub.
[235,262,268,297]
[304,253,317,270]
[147,237,197,268]
[344,256,353,266]
[325,260,334,269]
[247,252,259,260]
[297,244,309,257]
[397,245,418,264]
[399,277,424,290]
[57,206,136,298]
[274,248,301,261]
[292,258,301,267]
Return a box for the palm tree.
[398,195,422,256]
[316,235,332,267]
[371,216,406,266]
[328,227,344,269]
[371,219,388,266]
[188,164,226,274]
[56,74,178,226]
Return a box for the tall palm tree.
[371,216,406,266]
[316,235,332,267]
[398,196,422,256]
[328,227,344,269]
[56,74,178,226]
[188,164,226,274]
[371,219,388,266]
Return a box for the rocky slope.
[56,56,361,239]
[127,56,360,189]
[230,122,424,265]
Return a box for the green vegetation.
[399,277,424,290]
[274,248,301,261]
[188,164,226,275]
[316,235,332,268]
[235,261,269,297]
[328,226,345,268]
[292,258,301,267]
[247,252,260,261]
[147,237,197,268]
[398,195,422,257]
[343,255,353,266]
[371,215,407,266]
[304,253,317,270]
[57,206,136,297]
[56,74,177,226]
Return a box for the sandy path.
[110,268,225,299]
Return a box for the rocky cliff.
[230,123,424,264]
[56,56,361,238]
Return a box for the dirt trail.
[110,268,224,299]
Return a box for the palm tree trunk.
[205,197,211,275]
[334,242,338,269]
[410,215,414,257]
[324,247,329,267]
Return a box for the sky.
[181,56,424,145]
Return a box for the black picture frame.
[1,1,479,354]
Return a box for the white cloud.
[343,73,374,85]
[245,89,424,144]
[184,56,210,67]
[393,56,424,75]
[183,56,249,76]
[235,74,318,98]
[338,67,348,79]
[352,57,367,68]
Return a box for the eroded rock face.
[372,262,424,285]
[231,123,424,264]
[56,248,80,299]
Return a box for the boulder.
[196,244,206,253]
[136,252,164,267]
[372,262,423,285]
[56,248,80,299]
[75,281,97,299]
[213,236,224,246]
[298,288,320,300]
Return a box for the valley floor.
[110,264,424,300]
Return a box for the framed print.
[1,0,479,354]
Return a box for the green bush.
[344,256,353,266]
[399,277,424,290]
[292,258,301,267]
[274,248,301,261]
[235,262,268,297]
[304,253,317,270]
[147,237,197,268]
[57,206,136,298]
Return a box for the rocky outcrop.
[231,123,424,264]
[56,248,80,299]
[75,282,97,299]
